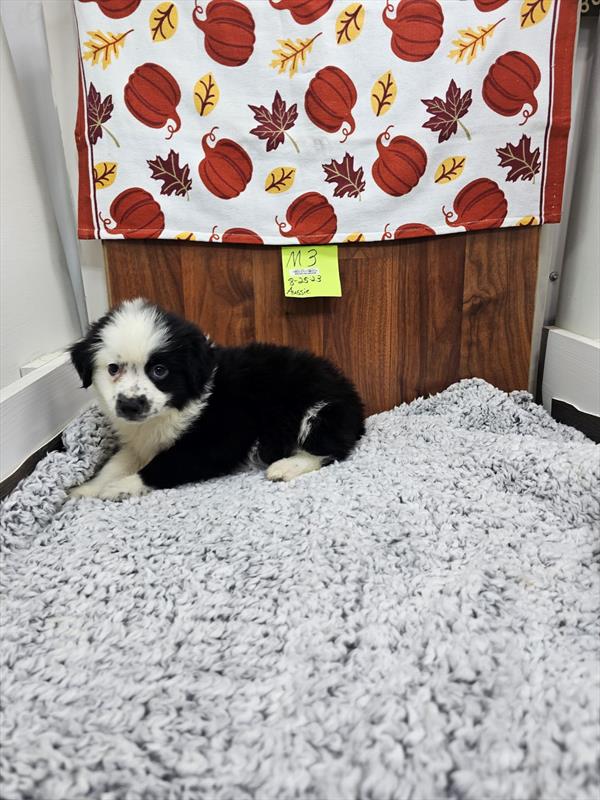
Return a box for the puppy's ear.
[185,329,216,396]
[69,336,95,389]
[69,311,113,388]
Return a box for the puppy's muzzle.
[116,394,150,421]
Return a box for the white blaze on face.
[92,298,171,421]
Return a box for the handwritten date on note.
[281,245,342,298]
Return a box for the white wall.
[555,20,599,343]
[0,1,108,392]
[539,20,599,418]
[42,0,108,323]
[0,22,80,388]
[529,17,597,392]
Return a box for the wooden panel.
[323,243,403,414]
[317,236,465,411]
[252,249,329,357]
[104,226,540,416]
[181,243,255,346]
[105,240,185,315]
[396,234,466,403]
[460,227,539,390]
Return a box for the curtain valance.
[75,0,578,244]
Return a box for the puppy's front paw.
[69,481,102,499]
[98,474,148,499]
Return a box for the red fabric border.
[75,52,96,239]
[541,0,579,224]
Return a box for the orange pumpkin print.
[482,52,541,125]
[100,188,165,238]
[268,0,334,25]
[474,0,508,10]
[79,0,141,19]
[304,67,357,143]
[276,192,337,244]
[382,223,435,240]
[192,0,256,67]
[372,126,427,197]
[443,178,508,231]
[124,63,181,139]
[382,0,444,63]
[74,0,578,245]
[198,127,253,199]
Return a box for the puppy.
[69,298,364,499]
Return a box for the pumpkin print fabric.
[75,0,578,244]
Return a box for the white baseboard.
[0,352,91,482]
[541,327,600,417]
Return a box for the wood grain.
[460,227,539,390]
[252,248,330,356]
[396,234,466,403]
[181,243,255,346]
[105,240,185,315]
[105,226,540,416]
[324,242,402,414]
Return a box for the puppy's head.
[69,298,215,423]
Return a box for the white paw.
[98,474,148,499]
[69,481,103,498]
[266,452,323,482]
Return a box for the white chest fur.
[112,395,208,469]
[115,409,184,467]
[108,369,215,470]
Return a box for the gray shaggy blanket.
[1,379,599,800]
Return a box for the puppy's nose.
[116,394,149,420]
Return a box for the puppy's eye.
[150,364,168,380]
[107,363,120,376]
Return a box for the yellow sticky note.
[281,245,341,298]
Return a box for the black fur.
[69,312,112,388]
[141,341,365,489]
[71,303,365,491]
[144,309,216,408]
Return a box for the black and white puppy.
[69,298,364,499]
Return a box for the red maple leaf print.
[248,91,299,153]
[87,83,119,147]
[496,135,541,182]
[147,150,192,198]
[421,80,472,143]
[322,153,365,199]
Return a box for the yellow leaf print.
[521,0,552,28]
[194,73,220,116]
[434,156,466,184]
[336,3,365,45]
[265,167,296,194]
[448,19,505,65]
[83,29,133,69]
[93,162,117,190]
[517,216,540,226]
[370,71,397,117]
[270,34,322,79]
[149,2,178,42]
[176,232,197,240]
[344,232,365,243]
